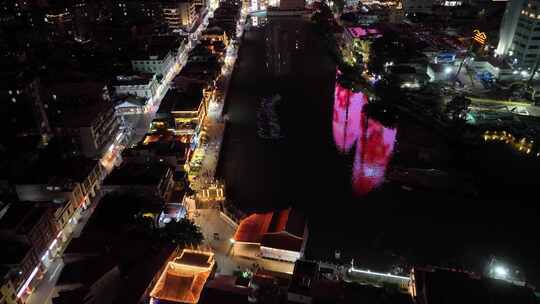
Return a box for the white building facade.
[511,0,540,68]
[131,52,176,77]
[112,74,159,99]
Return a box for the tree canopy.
[161,218,204,247]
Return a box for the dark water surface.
[218,16,540,284]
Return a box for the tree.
[367,31,417,76]
[445,95,471,122]
[161,218,204,247]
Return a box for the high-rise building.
[162,0,198,32]
[496,0,527,56]
[505,0,540,68]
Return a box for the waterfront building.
[233,208,308,263]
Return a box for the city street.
[187,15,245,189]
[26,191,104,304]
[26,8,225,304]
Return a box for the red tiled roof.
[234,208,306,251]
[261,233,304,252]
[233,212,273,243]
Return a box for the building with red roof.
[149,249,215,304]
[233,208,308,263]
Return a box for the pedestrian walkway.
[192,209,294,276]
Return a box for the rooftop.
[124,131,190,158]
[111,73,156,86]
[103,162,171,186]
[150,249,215,304]
[0,202,53,236]
[16,155,99,185]
[157,87,204,114]
[234,208,306,251]
[131,36,185,61]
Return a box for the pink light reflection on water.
[352,117,397,196]
[332,78,397,196]
[332,82,364,153]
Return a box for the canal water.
[218,16,540,284]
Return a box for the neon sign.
[472,29,487,45]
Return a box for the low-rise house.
[14,157,103,241]
[45,81,120,158]
[103,162,175,201]
[111,74,159,101]
[234,208,308,263]
[174,60,222,86]
[0,202,58,302]
[201,26,230,46]
[149,249,216,304]
[122,131,190,171]
[114,94,149,115]
[131,36,186,77]
[154,86,206,135]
